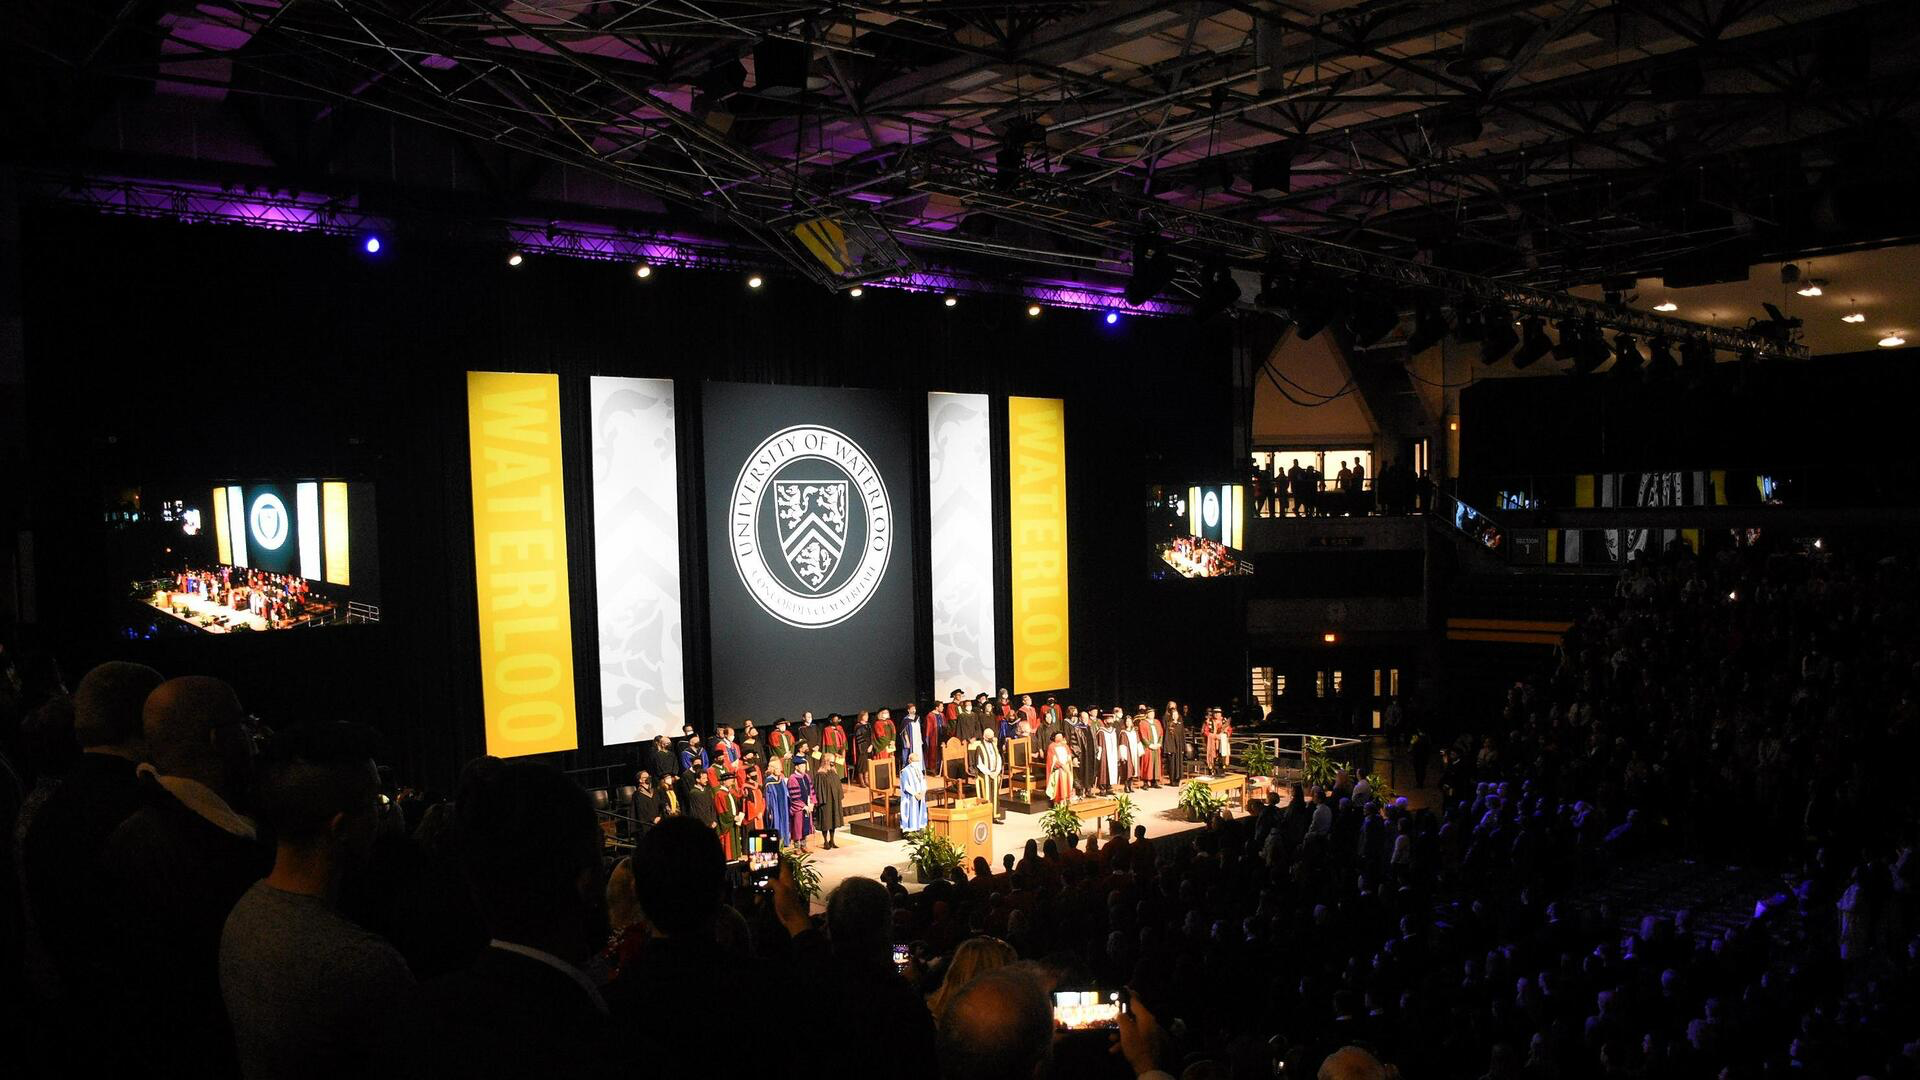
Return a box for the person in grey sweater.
[220,723,412,1079]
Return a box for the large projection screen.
[590,376,687,745]
[702,382,917,723]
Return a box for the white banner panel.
[295,482,321,581]
[928,392,996,696]
[590,376,686,745]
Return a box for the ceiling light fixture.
[747,273,764,289]
[1796,279,1825,297]
[1880,334,1907,348]
[944,295,958,307]
[848,286,863,297]
[506,251,524,267]
[634,263,652,278]
[1842,312,1865,323]
[1653,301,1677,312]
[1027,303,1043,317]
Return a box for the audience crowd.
[2,542,1918,1078]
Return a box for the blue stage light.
[1105,311,1119,325]
[363,235,382,255]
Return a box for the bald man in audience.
[17,660,163,1002]
[98,676,271,1077]
[1318,1045,1395,1080]
[937,967,1054,1080]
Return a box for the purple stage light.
[1106,312,1120,325]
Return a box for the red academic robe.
[1136,716,1162,781]
[822,724,848,765]
[769,731,796,759]
[872,718,896,755]
[743,773,767,830]
[928,706,953,752]
[1046,742,1075,803]
[1203,717,1232,766]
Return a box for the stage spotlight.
[1254,269,1291,310]
[1027,303,1043,317]
[1192,261,1242,320]
[1105,311,1120,325]
[1293,288,1342,341]
[747,274,764,289]
[1551,319,1581,361]
[362,235,382,255]
[1124,235,1176,306]
[507,251,525,267]
[849,286,863,297]
[944,294,958,308]
[1573,318,1609,374]
[1406,303,1451,354]
[1348,295,1400,348]
[1610,333,1644,379]
[1480,309,1519,364]
[634,262,653,279]
[1511,317,1552,369]
[1645,336,1677,381]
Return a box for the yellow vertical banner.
[1008,396,1070,693]
[467,371,579,757]
[212,487,232,565]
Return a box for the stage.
[793,777,1212,902]
[144,589,272,633]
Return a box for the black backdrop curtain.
[18,210,1240,789]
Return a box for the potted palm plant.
[780,845,821,902]
[903,827,963,884]
[1302,735,1339,793]
[1039,802,1082,844]
[1177,779,1223,822]
[1110,793,1138,836]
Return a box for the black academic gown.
[683,783,716,828]
[1069,723,1096,793]
[1165,720,1188,781]
[815,768,845,830]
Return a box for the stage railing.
[1181,731,1372,785]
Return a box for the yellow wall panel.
[1008,397,1070,693]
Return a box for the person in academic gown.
[822,715,850,771]
[814,759,845,849]
[901,714,925,780]
[1165,707,1188,782]
[643,736,677,788]
[899,756,928,832]
[1069,714,1096,795]
[631,773,663,838]
[1095,715,1124,794]
[930,694,959,755]
[797,711,822,753]
[712,727,741,768]
[787,758,815,848]
[1120,712,1144,793]
[742,762,767,831]
[712,781,743,860]
[768,722,796,761]
[1136,711,1164,788]
[679,735,709,775]
[952,699,982,745]
[972,729,1005,823]
[658,773,682,818]
[1045,733,1075,806]
[683,772,716,830]
[763,759,791,845]
[849,711,872,780]
[1203,708,1232,774]
[872,709,898,773]
[740,722,762,764]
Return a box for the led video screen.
[123,479,381,636]
[702,382,917,723]
[1146,482,1253,580]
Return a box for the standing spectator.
[221,723,414,1079]
[17,661,162,1002]
[391,759,621,1077]
[98,676,270,1076]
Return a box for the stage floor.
[794,778,1207,903]
[144,590,272,633]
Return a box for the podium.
[928,800,994,865]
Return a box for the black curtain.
[19,210,1237,788]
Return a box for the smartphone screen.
[892,943,912,968]
[745,830,781,892]
[1051,988,1128,1030]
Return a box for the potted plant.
[781,844,821,902]
[1302,735,1338,793]
[1039,802,1082,844]
[1110,793,1138,836]
[1364,772,1399,804]
[1177,779,1223,822]
[1241,740,1276,779]
[903,827,963,884]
